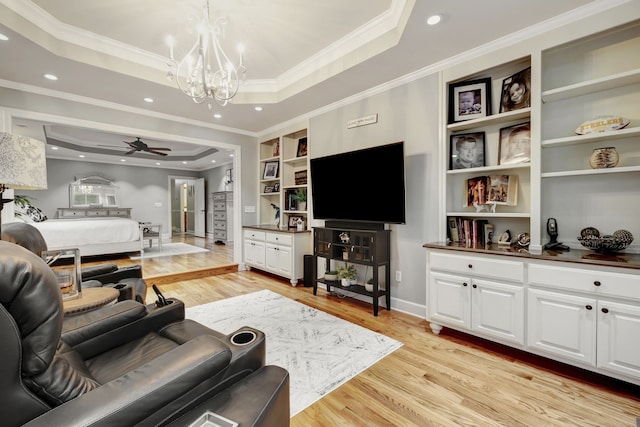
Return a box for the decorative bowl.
[577,228,633,253]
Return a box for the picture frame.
[274,182,280,192]
[450,132,486,170]
[263,161,279,180]
[264,185,274,193]
[296,137,308,157]
[448,77,492,123]
[499,67,531,113]
[498,122,531,165]
[288,215,303,228]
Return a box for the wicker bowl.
[577,229,634,253]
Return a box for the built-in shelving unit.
[258,129,309,229]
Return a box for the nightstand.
[140,223,162,252]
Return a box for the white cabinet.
[427,251,525,346]
[243,227,310,285]
[527,261,640,383]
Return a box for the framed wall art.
[297,137,308,157]
[499,67,531,113]
[450,132,486,170]
[498,122,531,165]
[448,77,492,123]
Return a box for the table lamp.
[0,132,48,236]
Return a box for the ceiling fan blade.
[125,149,137,155]
[146,147,172,151]
[146,149,169,156]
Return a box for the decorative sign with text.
[347,113,378,129]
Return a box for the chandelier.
[165,0,246,107]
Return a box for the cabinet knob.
[468,264,473,269]
[472,284,477,289]
[463,282,468,287]
[585,305,592,310]
[601,308,609,314]
[593,281,601,287]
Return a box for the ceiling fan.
[123,137,172,156]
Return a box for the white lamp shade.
[0,132,48,190]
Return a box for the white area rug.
[129,243,208,260]
[186,290,403,417]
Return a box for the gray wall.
[309,74,440,314]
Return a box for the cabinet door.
[244,239,265,267]
[597,300,640,381]
[266,244,292,276]
[471,279,524,345]
[527,289,597,366]
[428,271,471,329]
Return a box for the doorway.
[169,177,204,236]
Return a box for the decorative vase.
[341,278,350,287]
[297,201,306,211]
[589,147,619,169]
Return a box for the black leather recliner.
[0,240,289,426]
[1,221,147,302]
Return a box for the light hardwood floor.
[84,235,640,427]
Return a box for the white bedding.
[32,217,140,249]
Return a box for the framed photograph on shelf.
[274,182,280,192]
[263,161,279,180]
[296,137,308,157]
[273,141,280,157]
[498,122,531,165]
[499,67,531,113]
[264,185,274,193]
[288,216,303,228]
[448,77,491,123]
[450,132,485,170]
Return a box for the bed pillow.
[16,204,48,223]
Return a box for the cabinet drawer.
[213,194,226,201]
[429,251,524,283]
[59,209,86,218]
[529,263,640,299]
[85,210,106,217]
[213,202,226,210]
[108,209,130,217]
[214,230,227,239]
[266,232,292,246]
[214,212,227,220]
[244,229,265,240]
[214,221,227,229]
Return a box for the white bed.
[31,217,141,257]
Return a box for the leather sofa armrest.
[61,300,147,346]
[23,335,233,427]
[80,263,118,280]
[82,265,143,284]
[71,299,186,359]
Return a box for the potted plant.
[365,278,374,292]
[337,263,357,287]
[294,189,307,211]
[324,270,338,281]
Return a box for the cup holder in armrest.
[230,330,257,346]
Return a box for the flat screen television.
[310,141,406,225]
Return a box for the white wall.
[309,74,441,315]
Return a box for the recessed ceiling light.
[143,97,154,103]
[182,161,187,164]
[78,154,85,158]
[213,113,222,119]
[51,146,59,150]
[156,162,161,165]
[43,73,58,81]
[254,106,263,112]
[229,154,234,157]
[211,160,216,163]
[426,15,441,26]
[121,159,126,162]
[0,33,8,41]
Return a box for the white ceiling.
[0,0,605,170]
